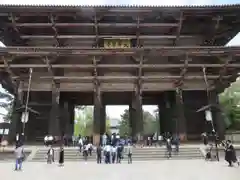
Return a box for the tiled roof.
[0,4,239,9]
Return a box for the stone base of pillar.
[179,133,187,141]
[93,133,100,146]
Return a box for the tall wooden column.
[8,81,23,143]
[129,104,137,138]
[48,83,60,137]
[100,105,106,135]
[210,91,225,140]
[175,88,187,141]
[131,83,143,139]
[93,83,101,145]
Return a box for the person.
[166,138,172,158]
[104,143,111,164]
[96,144,102,164]
[59,146,64,166]
[224,140,238,167]
[117,144,124,163]
[44,135,49,146]
[87,142,93,156]
[125,142,133,164]
[111,145,117,164]
[83,144,89,162]
[201,132,208,146]
[15,134,19,147]
[102,133,107,147]
[14,143,25,171]
[47,146,54,164]
[78,137,83,152]
[48,135,54,146]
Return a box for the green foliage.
[119,108,159,136]
[74,106,111,136]
[0,90,14,122]
[219,80,240,130]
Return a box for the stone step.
[30,156,203,162]
[30,147,203,162]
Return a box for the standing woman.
[59,145,64,166]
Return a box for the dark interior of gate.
[0,5,240,143]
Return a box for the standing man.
[96,144,102,164]
[125,142,133,164]
[47,145,54,164]
[14,143,25,171]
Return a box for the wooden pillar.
[129,104,137,138]
[100,105,106,134]
[93,83,101,145]
[210,91,225,140]
[175,88,187,141]
[48,83,60,137]
[131,83,143,139]
[69,102,75,136]
[8,81,23,143]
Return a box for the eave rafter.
[9,13,20,34]
[136,16,141,47]
[42,56,57,87]
[49,14,62,47]
[204,16,222,45]
[210,55,233,89]
[173,12,184,46]
[174,54,190,87]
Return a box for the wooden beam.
[8,23,179,28]
[19,35,197,39]
[0,46,240,56]
[1,63,240,69]
[12,75,231,81]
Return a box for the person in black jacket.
[224,140,238,167]
[59,146,64,166]
[96,144,102,164]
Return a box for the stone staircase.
[29,146,204,162]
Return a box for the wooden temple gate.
[0,4,240,143]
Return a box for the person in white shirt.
[47,146,54,164]
[104,144,111,164]
[102,134,107,146]
[44,135,49,146]
[87,143,93,156]
[78,138,83,152]
[48,135,54,146]
[111,145,117,163]
[83,144,89,161]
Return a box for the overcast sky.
[0,0,240,120]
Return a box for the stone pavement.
[0,160,240,180]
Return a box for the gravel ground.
[0,160,240,180]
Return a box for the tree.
[219,79,240,130]
[118,109,158,136]
[119,109,131,136]
[0,90,14,122]
[74,106,111,136]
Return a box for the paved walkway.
[1,160,240,180]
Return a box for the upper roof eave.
[0,4,240,10]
